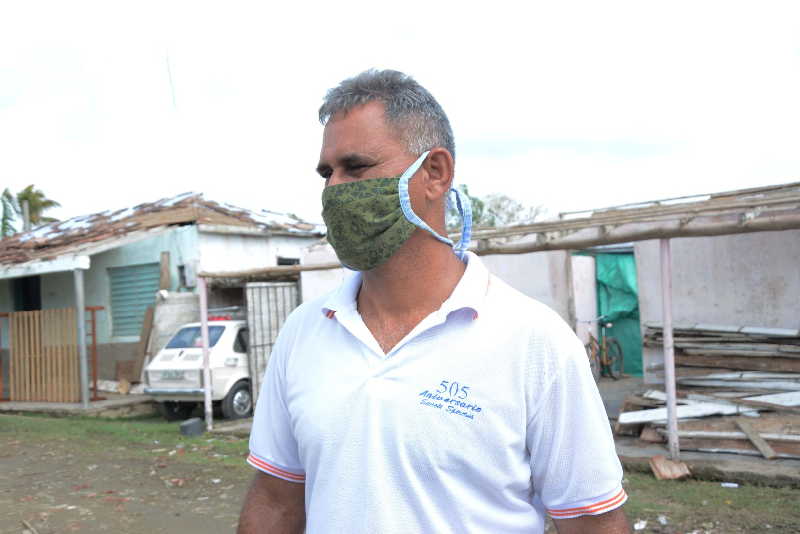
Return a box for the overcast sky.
[1,1,799,224]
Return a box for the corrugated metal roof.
[0,192,325,267]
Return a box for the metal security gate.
[9,308,79,402]
[245,282,300,405]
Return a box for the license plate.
[161,370,185,381]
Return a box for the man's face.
[316,101,416,188]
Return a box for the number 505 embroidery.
[436,380,469,400]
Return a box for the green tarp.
[594,253,643,376]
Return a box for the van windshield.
[165,326,225,349]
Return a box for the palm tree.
[1,188,18,237]
[16,185,61,227]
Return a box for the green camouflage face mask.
[321,152,472,271]
[322,176,417,271]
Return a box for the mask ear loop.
[450,186,472,259]
[398,151,473,259]
[398,151,455,247]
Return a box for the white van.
[144,320,252,421]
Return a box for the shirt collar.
[321,251,490,320]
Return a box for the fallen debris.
[649,454,691,480]
[735,420,778,459]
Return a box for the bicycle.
[580,316,624,381]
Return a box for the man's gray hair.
[319,69,456,160]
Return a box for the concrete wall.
[572,255,598,345]
[635,229,800,382]
[482,250,574,324]
[197,233,315,273]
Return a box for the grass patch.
[0,413,251,469]
[622,471,800,531]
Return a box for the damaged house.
[0,193,323,402]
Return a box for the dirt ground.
[2,413,800,533]
[0,416,254,534]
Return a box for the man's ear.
[422,147,455,202]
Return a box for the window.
[109,263,161,337]
[277,257,300,266]
[165,326,226,349]
[234,328,248,353]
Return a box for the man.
[239,69,629,533]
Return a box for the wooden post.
[660,238,680,460]
[198,276,213,431]
[87,307,100,400]
[74,269,89,408]
[159,251,171,290]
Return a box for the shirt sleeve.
[247,323,305,484]
[526,322,626,519]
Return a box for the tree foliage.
[447,186,544,230]
[16,185,61,226]
[0,185,61,237]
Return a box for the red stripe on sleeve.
[548,489,627,518]
[247,453,305,482]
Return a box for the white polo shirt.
[248,252,625,533]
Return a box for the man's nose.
[325,171,346,187]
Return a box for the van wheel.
[156,401,196,421]
[221,381,252,419]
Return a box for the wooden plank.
[68,307,78,402]
[618,391,800,424]
[741,326,800,337]
[707,395,800,416]
[649,455,691,480]
[23,312,30,401]
[131,306,155,382]
[27,312,34,401]
[56,309,63,402]
[660,429,800,442]
[62,308,69,402]
[676,354,800,373]
[675,342,800,353]
[51,310,58,402]
[48,309,55,402]
[735,420,778,459]
[41,311,45,401]
[17,313,24,401]
[10,314,16,400]
[9,315,15,400]
[678,379,800,391]
[159,251,170,290]
[682,348,800,358]
[36,311,41,401]
[34,310,41,401]
[679,438,800,458]
[49,310,54,401]
[744,391,800,405]
[61,308,68,402]
[618,401,748,424]
[686,372,800,380]
[639,426,664,443]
